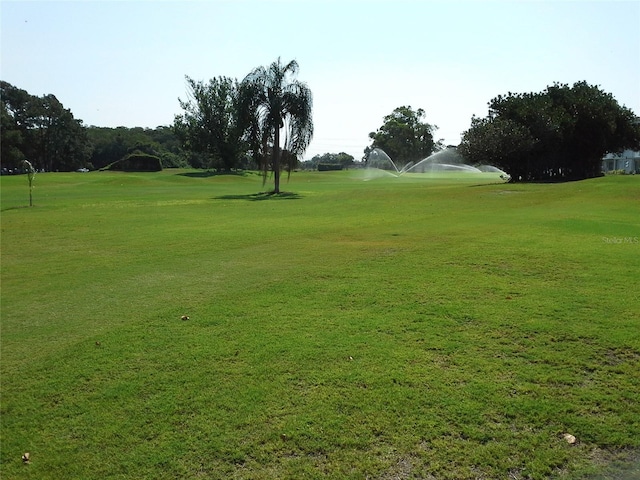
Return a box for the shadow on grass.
[215,191,303,201]
[176,170,250,178]
[1,205,34,212]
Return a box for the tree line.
[3,73,638,183]
[2,57,316,195]
[363,85,639,182]
[1,81,190,173]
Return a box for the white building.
[602,149,640,174]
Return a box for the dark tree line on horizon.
[3,77,639,182]
[1,81,189,173]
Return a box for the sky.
[2,0,639,161]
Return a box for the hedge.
[103,153,163,172]
[317,163,343,171]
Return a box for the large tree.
[1,94,26,168]
[367,106,438,168]
[239,58,313,194]
[306,152,355,170]
[174,76,244,171]
[460,82,640,181]
[1,81,90,172]
[458,116,536,182]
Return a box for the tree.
[460,82,640,181]
[545,82,640,178]
[0,81,90,172]
[458,116,535,182]
[1,96,25,168]
[34,94,91,172]
[368,106,437,167]
[239,58,313,194]
[1,82,31,171]
[306,152,355,170]
[174,76,244,171]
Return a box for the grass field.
[1,169,639,479]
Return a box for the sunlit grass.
[1,170,639,479]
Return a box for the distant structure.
[602,116,640,174]
[602,149,640,174]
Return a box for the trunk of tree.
[273,122,281,194]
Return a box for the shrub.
[104,153,163,172]
[160,152,190,169]
[318,163,343,171]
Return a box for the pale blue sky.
[2,0,639,160]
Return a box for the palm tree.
[240,58,313,194]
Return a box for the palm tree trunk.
[273,123,281,194]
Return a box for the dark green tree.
[239,58,313,194]
[545,82,640,178]
[461,82,640,181]
[336,152,355,169]
[146,126,188,168]
[458,116,535,181]
[368,106,437,167]
[1,97,25,168]
[0,81,90,172]
[36,95,91,172]
[1,81,35,171]
[308,152,355,170]
[174,75,244,171]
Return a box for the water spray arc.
[365,148,511,181]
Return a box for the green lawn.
[1,170,639,479]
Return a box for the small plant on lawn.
[23,159,36,206]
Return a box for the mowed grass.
[1,170,639,479]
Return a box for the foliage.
[458,116,536,181]
[459,82,640,182]
[1,81,190,173]
[103,152,163,172]
[87,125,189,170]
[317,163,343,171]
[1,81,91,172]
[305,152,354,170]
[174,76,246,171]
[239,58,313,193]
[367,106,438,167]
[1,93,26,167]
[1,171,639,479]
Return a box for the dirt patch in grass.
[585,447,640,480]
[375,456,421,480]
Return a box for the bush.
[160,152,190,169]
[103,153,163,172]
[605,169,627,175]
[317,163,343,171]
